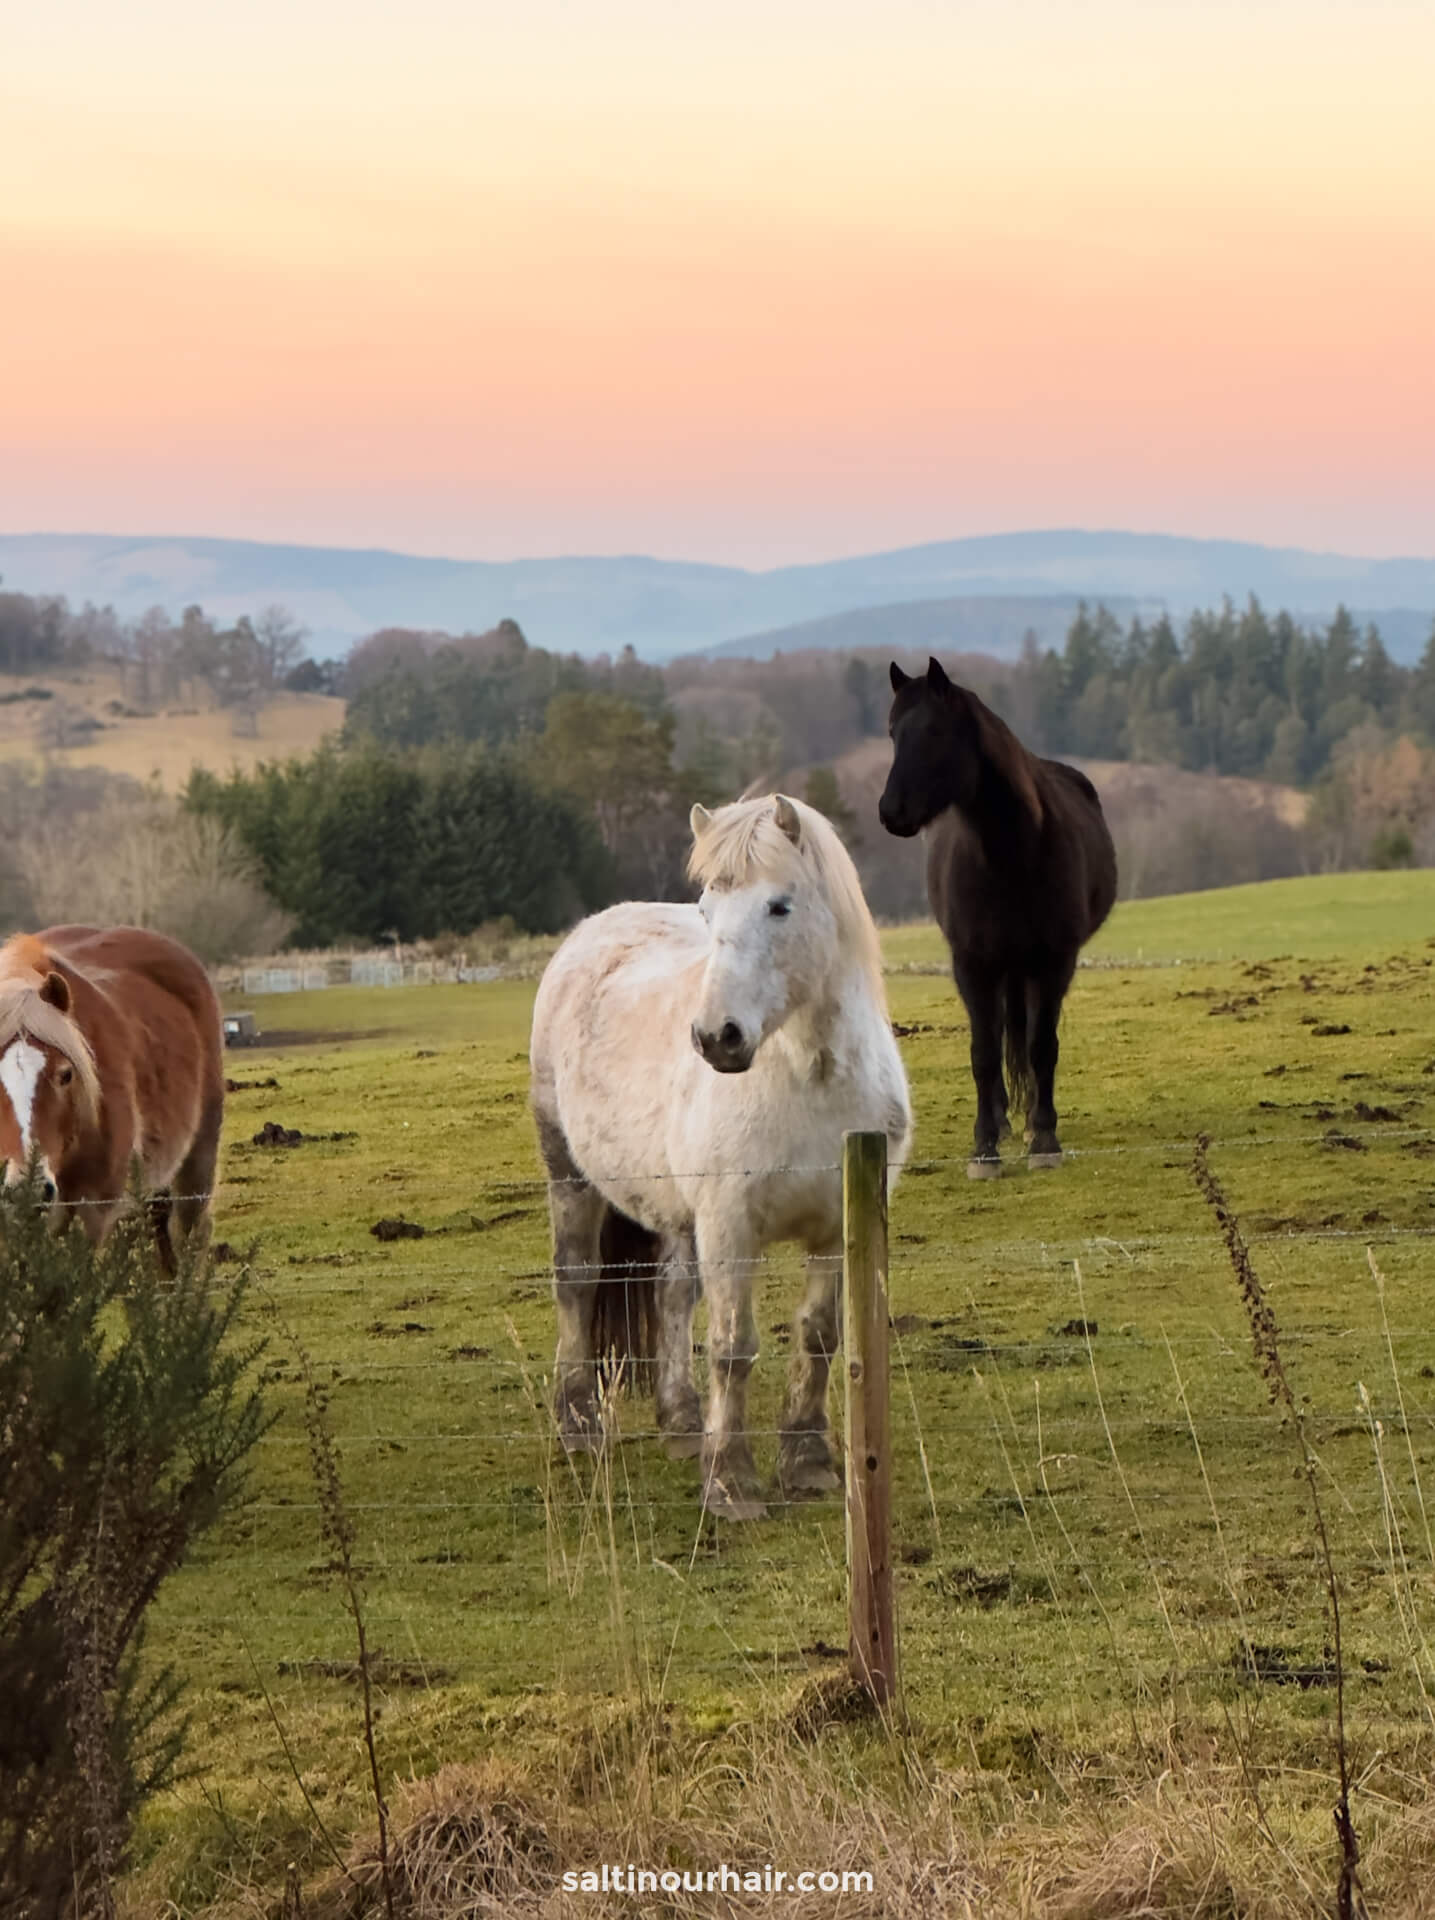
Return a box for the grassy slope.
[134,872,1435,1906]
[0,666,343,788]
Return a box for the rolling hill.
[2,528,1432,662]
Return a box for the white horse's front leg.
[696,1212,765,1520]
[655,1230,702,1458]
[777,1243,843,1496]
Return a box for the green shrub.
[0,1181,268,1918]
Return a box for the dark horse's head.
[877,656,983,838]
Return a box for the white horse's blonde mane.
[0,978,103,1128]
[687,795,888,1007]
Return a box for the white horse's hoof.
[779,1461,841,1497]
[558,1413,605,1455]
[704,1484,768,1522]
[967,1156,1003,1180]
[1028,1150,1064,1170]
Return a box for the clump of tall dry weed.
[1192,1133,1368,1920]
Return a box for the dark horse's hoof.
[967,1155,1002,1181]
[1028,1130,1064,1170]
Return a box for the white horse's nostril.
[719,1021,743,1053]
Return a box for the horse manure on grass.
[371,1216,425,1241]
[250,1119,356,1148]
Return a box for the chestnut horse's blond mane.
[0,936,102,1126]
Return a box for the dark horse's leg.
[956,963,1006,1178]
[1026,960,1075,1167]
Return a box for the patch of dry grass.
[126,1724,1435,1920]
[0,665,343,788]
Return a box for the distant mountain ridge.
[2,528,1432,662]
[693,592,1154,662]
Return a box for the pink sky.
[2,0,1432,565]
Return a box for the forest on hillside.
[4,578,1435,949]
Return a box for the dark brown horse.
[878,658,1116,1177]
[0,926,225,1259]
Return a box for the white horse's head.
[685,793,885,1073]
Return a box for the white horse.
[529,793,912,1519]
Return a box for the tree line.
[5,577,1435,951]
[0,582,321,715]
[183,743,611,948]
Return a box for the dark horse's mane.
[966,695,1047,833]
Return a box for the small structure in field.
[222,1011,260,1048]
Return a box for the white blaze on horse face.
[692,880,829,1070]
[1,1038,52,1187]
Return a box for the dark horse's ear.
[40,970,71,1015]
[926,656,952,694]
[889,661,909,693]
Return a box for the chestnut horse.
[0,925,224,1258]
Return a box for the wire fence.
[19,1112,1431,1716]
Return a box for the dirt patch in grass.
[255,1027,393,1049]
[277,1652,453,1688]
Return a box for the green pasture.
[138,871,1435,1899]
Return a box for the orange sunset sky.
[3,0,1432,566]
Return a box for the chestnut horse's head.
[0,958,101,1208]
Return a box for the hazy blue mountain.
[693,593,1151,663]
[2,528,1432,661]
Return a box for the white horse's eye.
[768,898,792,918]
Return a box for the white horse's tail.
[592,1207,662,1396]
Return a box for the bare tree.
[123,607,175,708]
[12,788,290,963]
[253,605,308,691]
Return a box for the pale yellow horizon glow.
[3,0,1432,564]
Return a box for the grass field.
[0,665,343,787]
[125,871,1435,1915]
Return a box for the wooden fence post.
[843,1129,896,1708]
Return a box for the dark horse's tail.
[590,1207,662,1395]
[1002,976,1033,1135]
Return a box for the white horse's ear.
[40,970,70,1015]
[689,802,713,837]
[773,794,801,845]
